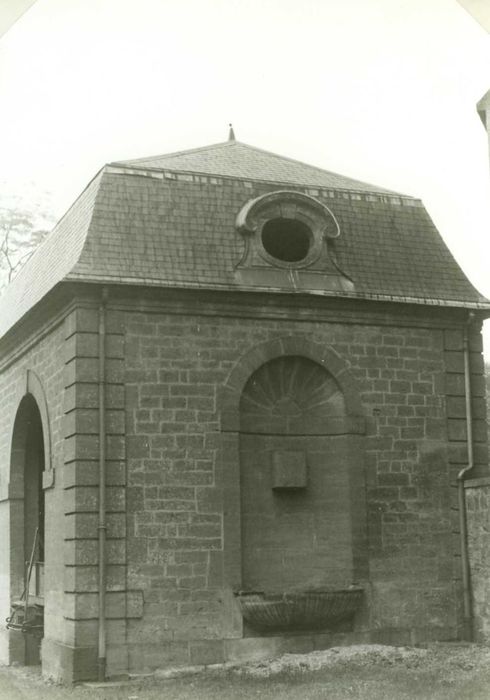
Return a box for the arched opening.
[236,355,366,633]
[8,394,45,665]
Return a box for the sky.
[0,0,489,349]
[457,0,490,32]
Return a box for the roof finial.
[228,123,236,142]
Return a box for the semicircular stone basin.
[235,589,364,633]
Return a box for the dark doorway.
[9,395,45,665]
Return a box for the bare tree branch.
[0,194,55,292]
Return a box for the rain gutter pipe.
[97,288,108,680]
[457,312,475,641]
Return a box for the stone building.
[0,134,489,682]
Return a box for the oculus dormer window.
[261,218,312,263]
[236,190,340,271]
[235,190,353,291]
[234,190,354,293]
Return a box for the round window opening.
[261,218,312,263]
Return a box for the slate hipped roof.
[0,139,488,339]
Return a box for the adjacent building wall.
[466,479,490,642]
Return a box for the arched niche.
[220,337,368,602]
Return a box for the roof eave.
[64,273,490,313]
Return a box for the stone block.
[41,638,98,683]
[64,383,98,411]
[63,618,125,647]
[64,591,126,620]
[64,358,123,387]
[447,419,467,442]
[64,564,126,593]
[224,636,280,662]
[128,641,190,673]
[276,635,315,654]
[446,396,467,419]
[444,351,464,373]
[64,486,125,515]
[63,590,141,621]
[64,538,126,566]
[65,308,99,338]
[189,639,225,665]
[63,408,125,438]
[369,627,412,646]
[444,330,463,351]
[271,451,307,489]
[106,643,129,678]
[127,435,150,459]
[448,442,488,465]
[64,512,126,539]
[470,352,484,375]
[64,332,125,363]
[63,460,126,488]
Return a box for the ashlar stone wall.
[122,297,483,669]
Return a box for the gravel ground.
[1,642,490,699]
[232,643,429,677]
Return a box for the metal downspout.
[457,313,475,641]
[97,288,108,680]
